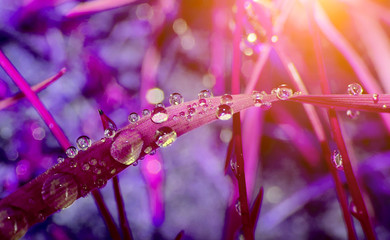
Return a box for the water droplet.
[142,109,151,116]
[128,112,140,123]
[271,88,278,95]
[216,104,233,120]
[93,167,102,175]
[37,212,45,222]
[235,201,242,216]
[346,109,360,119]
[0,207,28,240]
[151,107,169,124]
[186,115,193,121]
[173,115,178,121]
[149,150,156,155]
[95,178,106,188]
[144,146,153,154]
[76,136,92,151]
[347,83,363,96]
[155,127,177,147]
[221,94,233,106]
[179,111,185,117]
[230,158,238,175]
[372,93,379,103]
[294,91,302,96]
[199,98,207,106]
[349,201,363,219]
[110,129,143,165]
[89,159,97,166]
[80,184,88,197]
[110,169,117,175]
[69,159,77,168]
[198,89,213,99]
[261,101,272,110]
[66,146,78,158]
[41,173,78,210]
[332,150,343,170]
[169,93,184,105]
[82,163,90,171]
[188,107,196,116]
[104,129,116,138]
[132,160,139,166]
[98,160,106,167]
[192,103,198,108]
[252,91,265,107]
[276,86,293,100]
[57,157,64,163]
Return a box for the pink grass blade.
[0,68,66,110]
[232,113,254,240]
[250,186,264,229]
[314,2,390,132]
[306,4,377,238]
[0,51,121,240]
[289,94,390,113]
[113,176,133,240]
[0,93,272,236]
[340,0,390,26]
[0,50,70,150]
[91,190,122,240]
[66,0,138,18]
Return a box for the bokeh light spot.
[247,33,257,43]
[146,158,162,175]
[146,88,164,104]
[173,18,188,35]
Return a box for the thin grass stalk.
[92,190,122,240]
[113,176,133,240]
[307,4,376,238]
[250,186,264,228]
[0,68,66,110]
[66,0,138,18]
[233,113,254,240]
[0,50,121,240]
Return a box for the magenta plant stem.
[0,50,70,150]
[307,7,376,239]
[0,50,121,240]
[92,190,122,240]
[113,176,133,240]
[233,113,254,240]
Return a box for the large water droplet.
[76,136,92,151]
[252,91,265,107]
[372,93,379,103]
[346,109,360,119]
[41,173,78,210]
[151,107,169,124]
[155,127,177,147]
[0,207,28,240]
[221,94,233,106]
[216,104,233,120]
[235,200,242,216]
[104,129,116,138]
[169,93,184,105]
[276,86,293,100]
[128,112,140,123]
[332,150,343,170]
[347,83,363,96]
[198,89,213,99]
[66,146,78,158]
[110,129,144,165]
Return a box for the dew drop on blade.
[169,93,184,105]
[372,93,379,104]
[235,200,242,216]
[110,129,143,165]
[76,135,92,150]
[155,126,177,147]
[216,104,233,120]
[220,94,233,106]
[66,146,78,158]
[198,89,213,99]
[198,98,207,106]
[347,83,363,96]
[188,107,196,116]
[41,173,78,210]
[0,207,28,240]
[332,150,343,170]
[151,107,169,124]
[128,112,140,123]
[276,86,293,100]
[142,109,151,116]
[89,158,97,166]
[57,157,64,163]
[346,109,360,119]
[261,101,272,110]
[104,128,116,138]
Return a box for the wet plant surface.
[0,0,390,239]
